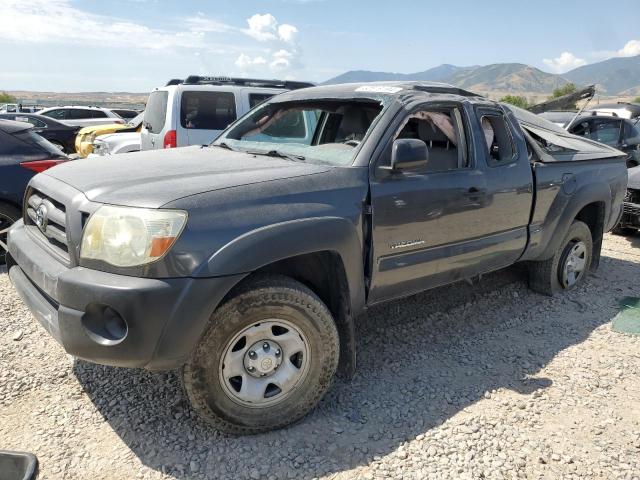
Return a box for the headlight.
[80,206,187,267]
[92,140,107,155]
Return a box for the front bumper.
[620,201,640,228]
[7,221,245,370]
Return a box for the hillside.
[324,63,567,95]
[563,55,640,95]
[324,55,640,96]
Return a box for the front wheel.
[528,220,593,296]
[0,204,21,264]
[182,275,339,434]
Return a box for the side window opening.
[45,109,66,120]
[249,93,275,109]
[180,91,237,130]
[392,107,467,173]
[480,113,515,166]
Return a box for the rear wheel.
[528,220,593,296]
[182,275,339,434]
[0,204,21,264]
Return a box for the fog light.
[81,304,128,346]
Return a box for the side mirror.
[390,139,429,171]
[0,451,38,480]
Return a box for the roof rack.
[165,75,314,90]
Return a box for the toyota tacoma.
[7,82,627,433]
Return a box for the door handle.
[464,187,486,196]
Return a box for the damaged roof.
[271,81,485,105]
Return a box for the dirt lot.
[1,233,639,480]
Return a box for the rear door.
[141,90,169,150]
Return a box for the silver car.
[37,106,124,127]
[141,76,313,151]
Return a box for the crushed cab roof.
[271,81,484,105]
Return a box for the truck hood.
[44,145,331,208]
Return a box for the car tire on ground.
[182,274,340,434]
[612,225,637,236]
[528,220,593,296]
[0,203,21,265]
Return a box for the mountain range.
[324,55,640,97]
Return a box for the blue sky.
[1,0,639,92]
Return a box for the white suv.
[37,106,124,127]
[140,76,313,151]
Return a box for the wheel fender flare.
[196,216,366,316]
[536,181,610,261]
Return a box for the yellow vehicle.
[75,111,143,157]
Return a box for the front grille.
[623,202,640,216]
[24,188,70,261]
[626,188,640,204]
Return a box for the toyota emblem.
[35,203,48,232]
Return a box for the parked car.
[0,119,68,262]
[0,113,80,153]
[89,131,141,157]
[0,103,42,114]
[537,110,578,128]
[111,109,140,121]
[75,112,144,157]
[614,165,640,236]
[586,102,640,120]
[141,76,314,150]
[567,114,640,167]
[7,82,627,433]
[37,106,124,128]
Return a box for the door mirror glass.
[391,138,429,171]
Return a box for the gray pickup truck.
[7,82,627,433]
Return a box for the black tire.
[612,225,637,236]
[528,220,593,296]
[0,203,21,264]
[182,274,339,434]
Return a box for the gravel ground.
[1,233,639,480]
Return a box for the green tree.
[0,92,16,103]
[499,95,530,109]
[551,83,577,98]
[634,97,640,104]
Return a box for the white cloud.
[0,0,233,51]
[245,13,279,42]
[617,40,640,57]
[278,24,298,43]
[270,49,294,70]
[235,53,267,69]
[543,52,587,73]
[185,13,234,34]
[244,13,299,43]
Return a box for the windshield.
[214,99,384,166]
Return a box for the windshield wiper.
[213,142,234,151]
[248,150,306,162]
